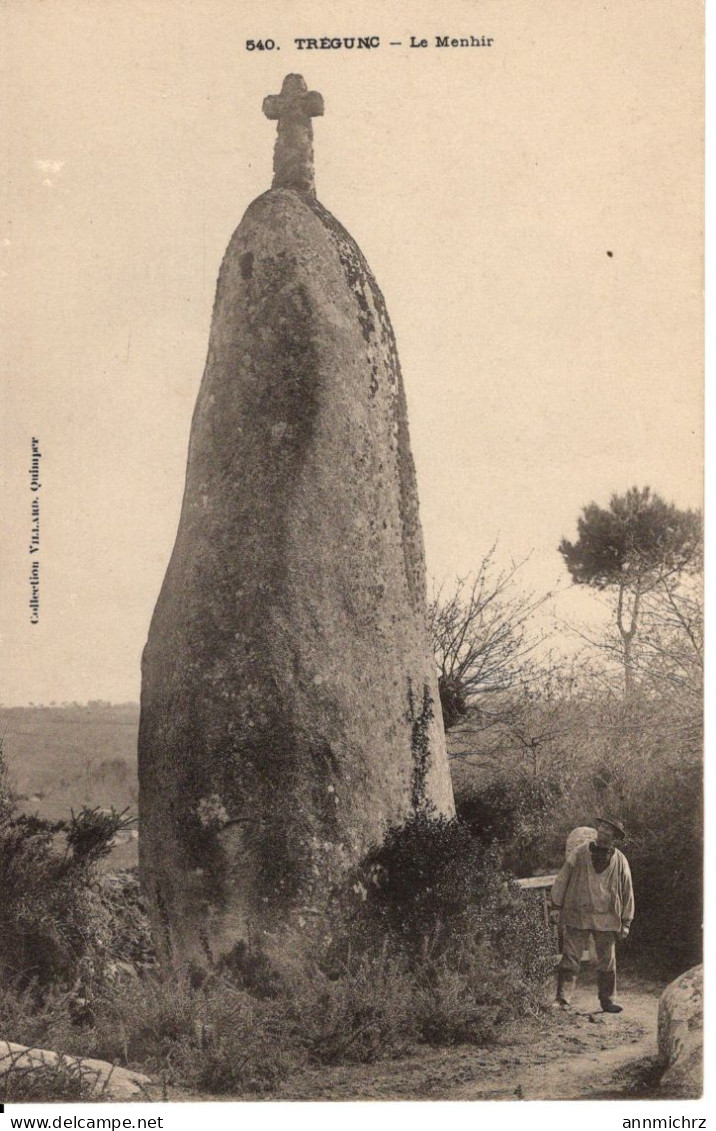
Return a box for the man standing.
[551,816,635,1013]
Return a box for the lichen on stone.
[197,795,230,831]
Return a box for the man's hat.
[595,814,627,840]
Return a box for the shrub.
[183,986,300,1093]
[413,943,514,1045]
[0,748,133,988]
[0,981,78,1053]
[215,933,292,1000]
[536,690,703,978]
[601,757,702,978]
[1,747,556,1093]
[456,773,561,875]
[330,814,492,960]
[64,816,554,1084]
[294,949,417,1064]
[26,973,301,1096]
[84,976,200,1070]
[327,813,555,1043]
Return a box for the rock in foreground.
[0,1041,151,1101]
[657,963,703,1096]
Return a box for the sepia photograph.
[1,0,705,1115]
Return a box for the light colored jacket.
[551,842,635,932]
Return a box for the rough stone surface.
[263,74,324,195]
[657,964,703,1096]
[0,1041,151,1100]
[139,186,454,966]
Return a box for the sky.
[1,0,703,706]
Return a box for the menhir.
[138,74,454,966]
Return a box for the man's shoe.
[599,999,623,1014]
[552,998,571,1010]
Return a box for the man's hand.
[618,925,630,941]
[549,907,561,926]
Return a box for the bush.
[0,747,134,988]
[294,949,417,1064]
[456,773,561,875]
[0,974,296,1097]
[327,813,555,1043]
[330,814,493,959]
[86,976,200,1070]
[215,933,294,1000]
[1,747,556,1094]
[43,815,553,1085]
[66,974,298,1095]
[530,690,704,979]
[600,757,702,978]
[184,986,297,1094]
[413,944,516,1045]
[0,981,78,1055]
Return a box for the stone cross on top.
[263,74,324,196]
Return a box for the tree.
[627,569,703,714]
[428,545,551,730]
[447,653,600,785]
[501,661,586,779]
[559,487,701,695]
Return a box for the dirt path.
[273,978,662,1102]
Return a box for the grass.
[0,716,560,1098]
[0,1046,106,1102]
[0,924,553,1098]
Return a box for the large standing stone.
[138,75,454,966]
[657,964,703,1096]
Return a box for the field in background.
[0,703,140,870]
